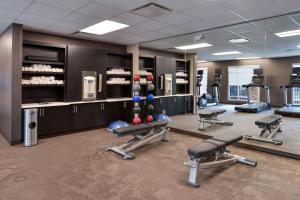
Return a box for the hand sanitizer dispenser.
[164,74,172,96]
[82,71,97,101]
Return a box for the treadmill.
[275,68,300,117]
[235,69,271,113]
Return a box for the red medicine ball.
[132,117,141,125]
[133,74,140,81]
[146,115,153,122]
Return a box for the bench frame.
[198,113,233,130]
[185,151,257,187]
[244,116,282,145]
[107,124,169,160]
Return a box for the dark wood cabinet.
[38,106,72,136]
[71,103,105,130]
[105,101,132,124]
[67,46,106,101]
[155,56,176,96]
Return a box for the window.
[197,68,208,95]
[228,65,260,101]
[292,64,300,104]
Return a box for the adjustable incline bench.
[185,133,257,187]
[198,108,233,130]
[106,121,169,160]
[244,115,282,145]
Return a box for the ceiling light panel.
[175,43,213,50]
[197,60,207,63]
[213,51,241,55]
[275,29,300,37]
[229,38,249,43]
[80,20,129,35]
[236,57,261,60]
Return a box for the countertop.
[22,94,193,108]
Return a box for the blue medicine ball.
[146,94,154,102]
[132,95,141,103]
[107,120,129,132]
[154,114,171,123]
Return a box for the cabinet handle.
[42,108,44,116]
[73,105,75,113]
[174,97,176,102]
[123,101,127,108]
[39,108,42,116]
[98,74,102,92]
[76,105,78,113]
[102,103,105,110]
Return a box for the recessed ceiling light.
[197,60,207,63]
[80,20,129,35]
[236,57,261,60]
[275,29,300,37]
[175,43,213,50]
[297,45,300,48]
[229,38,249,43]
[213,51,241,56]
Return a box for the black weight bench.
[106,121,169,160]
[198,108,233,130]
[185,134,257,187]
[244,115,282,145]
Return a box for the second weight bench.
[198,108,233,130]
[185,133,257,187]
[106,121,169,160]
[244,115,282,145]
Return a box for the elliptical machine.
[197,69,222,108]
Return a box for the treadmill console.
[252,69,264,85]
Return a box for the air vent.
[132,3,172,18]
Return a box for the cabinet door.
[153,98,163,115]
[155,56,176,96]
[185,96,193,113]
[71,103,104,130]
[67,46,106,101]
[38,106,72,136]
[174,96,186,115]
[104,101,133,124]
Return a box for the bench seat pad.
[255,115,281,127]
[198,108,226,118]
[188,142,217,158]
[113,121,167,136]
[212,134,243,145]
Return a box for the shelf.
[176,83,189,85]
[22,71,64,75]
[23,60,65,66]
[107,83,131,86]
[22,84,64,88]
[140,68,154,71]
[107,73,131,77]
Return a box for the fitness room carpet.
[0,125,300,200]
[170,104,300,160]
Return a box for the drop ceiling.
[0,0,300,46]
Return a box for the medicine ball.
[132,84,141,91]
[146,115,153,122]
[146,75,154,81]
[147,83,155,91]
[133,106,141,113]
[147,104,154,110]
[132,95,141,103]
[146,94,154,102]
[132,117,141,125]
[133,74,140,81]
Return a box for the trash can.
[24,108,38,147]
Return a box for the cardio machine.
[197,69,222,108]
[275,68,300,117]
[235,69,271,113]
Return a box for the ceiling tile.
[94,0,149,11]
[118,26,149,35]
[0,8,20,20]
[177,19,216,32]
[0,0,32,11]
[155,0,208,11]
[235,2,283,21]
[26,3,71,19]
[154,12,195,25]
[36,0,90,11]
[50,20,86,33]
[273,0,300,13]
[214,0,273,11]
[78,2,123,19]
[140,31,168,40]
[63,12,102,26]
[135,20,170,31]
[111,13,148,25]
[158,26,188,35]
[16,13,57,27]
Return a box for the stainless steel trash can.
[24,108,38,147]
